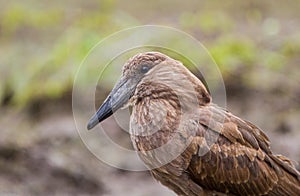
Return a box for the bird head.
[87,52,211,130]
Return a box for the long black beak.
[87,95,113,130]
[87,77,137,130]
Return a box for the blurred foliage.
[1,2,299,195]
[180,11,234,35]
[209,36,256,73]
[0,0,138,107]
[0,0,299,108]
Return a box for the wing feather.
[187,105,300,195]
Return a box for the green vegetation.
[0,1,299,195]
[1,0,299,107]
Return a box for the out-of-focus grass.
[0,0,138,107]
[0,1,299,195]
[0,0,300,108]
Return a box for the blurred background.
[0,0,300,195]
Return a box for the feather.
[90,52,300,195]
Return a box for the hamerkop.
[87,52,300,195]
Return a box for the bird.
[87,52,300,195]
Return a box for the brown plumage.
[87,52,300,195]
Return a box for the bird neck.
[129,62,212,151]
[130,82,182,135]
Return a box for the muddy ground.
[1,1,300,195]
[0,75,299,196]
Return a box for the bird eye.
[141,65,150,73]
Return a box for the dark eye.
[141,65,150,73]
